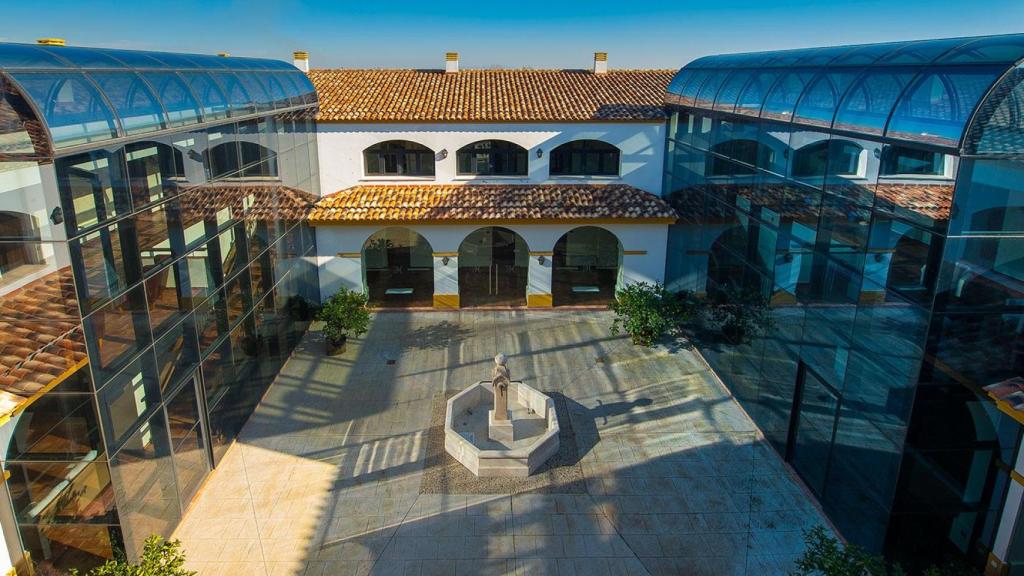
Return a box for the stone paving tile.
[173,311,832,576]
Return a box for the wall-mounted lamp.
[49,207,63,225]
[537,255,546,265]
[439,149,448,160]
[873,148,881,159]
[536,148,543,159]
[441,256,450,266]
[188,149,203,163]
[873,253,884,263]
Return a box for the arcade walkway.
[172,311,830,575]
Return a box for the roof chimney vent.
[293,50,309,72]
[217,52,230,57]
[445,52,459,74]
[36,38,65,47]
[593,52,608,75]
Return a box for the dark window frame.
[363,140,435,177]
[456,140,528,176]
[549,139,621,177]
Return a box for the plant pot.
[326,335,347,356]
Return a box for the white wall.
[316,122,666,196]
[316,223,668,302]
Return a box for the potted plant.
[317,288,369,355]
[611,282,680,346]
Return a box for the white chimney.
[293,50,309,72]
[593,52,608,75]
[445,52,459,73]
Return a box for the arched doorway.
[552,226,622,306]
[362,228,434,307]
[458,227,528,307]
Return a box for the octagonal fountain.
[444,354,560,477]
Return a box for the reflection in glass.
[83,284,152,383]
[363,140,435,176]
[887,67,1003,148]
[9,72,118,148]
[552,226,622,306]
[362,227,434,308]
[456,140,528,176]
[88,72,166,135]
[96,353,161,450]
[57,150,130,235]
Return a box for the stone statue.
[491,353,510,421]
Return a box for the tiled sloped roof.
[177,182,319,222]
[309,69,674,122]
[309,184,677,224]
[0,268,87,416]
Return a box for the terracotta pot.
[326,335,347,356]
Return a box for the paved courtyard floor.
[173,311,830,575]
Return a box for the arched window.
[363,140,435,176]
[549,140,620,176]
[707,139,773,176]
[363,228,434,307]
[205,141,277,179]
[456,140,528,176]
[552,226,622,306]
[792,140,864,179]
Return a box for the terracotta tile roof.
[309,184,677,224]
[0,268,88,416]
[176,182,319,222]
[670,181,953,224]
[308,69,674,122]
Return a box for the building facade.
[0,41,320,572]
[662,35,1024,570]
[308,55,677,309]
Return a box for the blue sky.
[2,0,1021,69]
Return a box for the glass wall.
[0,43,320,571]
[662,35,1024,570]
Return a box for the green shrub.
[317,288,370,344]
[792,526,978,576]
[611,282,692,346]
[65,536,195,576]
[708,285,774,344]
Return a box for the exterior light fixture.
[874,253,884,263]
[439,149,448,159]
[442,256,450,266]
[537,255,546,265]
[536,148,543,158]
[49,207,63,225]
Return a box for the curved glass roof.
[667,34,1024,152]
[0,42,317,151]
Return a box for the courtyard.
[172,311,830,575]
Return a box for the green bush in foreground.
[65,536,195,576]
[792,526,978,576]
[317,288,370,345]
[611,282,693,346]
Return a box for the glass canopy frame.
[0,42,318,153]
[665,34,1024,155]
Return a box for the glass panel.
[154,316,200,393]
[235,71,274,113]
[951,159,1024,236]
[7,460,116,525]
[169,423,206,507]
[965,65,1024,155]
[211,72,254,116]
[139,72,200,127]
[791,367,840,497]
[4,390,102,461]
[0,76,48,155]
[552,226,622,306]
[693,70,730,109]
[455,140,528,176]
[712,70,752,112]
[828,42,904,66]
[0,44,71,69]
[145,258,188,334]
[135,203,175,275]
[69,219,140,313]
[362,227,435,308]
[56,149,130,235]
[937,35,1024,65]
[178,71,229,121]
[205,124,239,179]
[201,338,233,409]
[935,236,1024,312]
[19,523,121,574]
[762,70,815,122]
[676,70,713,107]
[108,410,180,560]
[833,69,916,135]
[165,377,200,439]
[793,71,859,128]
[96,352,161,450]
[735,71,780,117]
[887,66,1004,148]
[877,38,966,65]
[9,72,118,147]
[88,72,165,135]
[83,284,152,383]
[42,47,125,69]
[125,141,184,209]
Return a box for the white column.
[433,253,459,308]
[527,252,552,308]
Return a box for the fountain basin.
[444,381,560,477]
